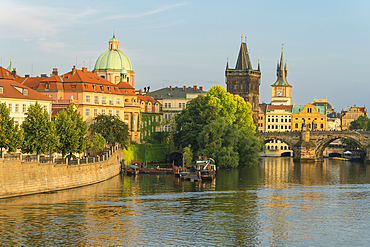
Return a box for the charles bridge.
[258,129,370,163]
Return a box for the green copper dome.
[94,35,133,72]
[94,49,133,71]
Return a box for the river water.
[1,157,370,246]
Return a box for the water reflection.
[1,158,370,245]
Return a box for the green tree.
[236,128,261,166]
[174,95,219,155]
[89,114,129,147]
[91,132,106,152]
[54,105,89,157]
[0,103,23,155]
[183,144,193,167]
[349,115,370,130]
[22,102,58,155]
[197,118,240,168]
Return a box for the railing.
[1,145,120,165]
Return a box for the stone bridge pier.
[258,129,370,163]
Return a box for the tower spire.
[272,44,290,87]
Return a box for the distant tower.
[225,35,261,123]
[271,46,292,105]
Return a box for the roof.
[94,35,132,72]
[0,78,53,101]
[138,95,159,104]
[146,86,206,100]
[0,67,16,80]
[6,61,21,77]
[272,49,291,87]
[117,81,136,95]
[235,42,253,70]
[292,104,326,115]
[266,105,293,112]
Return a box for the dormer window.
[100,85,104,92]
[0,87,3,94]
[23,89,28,96]
[71,85,76,88]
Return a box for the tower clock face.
[277,90,283,96]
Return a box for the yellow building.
[341,105,367,130]
[264,105,293,156]
[292,104,327,131]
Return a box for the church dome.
[94,34,133,72]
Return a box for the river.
[1,157,370,246]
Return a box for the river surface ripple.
[1,157,370,246]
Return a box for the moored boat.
[126,164,140,175]
[194,156,216,180]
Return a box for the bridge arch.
[314,135,365,160]
[260,136,295,157]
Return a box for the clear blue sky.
[1,0,369,111]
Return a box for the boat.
[331,157,350,161]
[126,164,140,175]
[141,166,173,174]
[194,156,216,180]
[173,166,189,177]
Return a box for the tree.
[236,129,261,166]
[0,103,23,155]
[183,145,193,167]
[89,114,129,147]
[22,102,58,155]
[197,118,240,168]
[207,85,256,132]
[174,95,219,155]
[349,115,370,130]
[54,105,89,157]
[91,133,106,152]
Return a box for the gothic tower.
[271,46,292,105]
[225,35,261,123]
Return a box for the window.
[295,123,298,128]
[165,103,167,108]
[50,94,53,99]
[182,103,186,108]
[102,109,106,115]
[23,89,28,96]
[22,104,26,113]
[0,86,3,94]
[141,104,145,111]
[86,95,91,103]
[321,124,324,128]
[109,97,113,105]
[116,110,120,117]
[179,103,182,108]
[109,110,113,115]
[8,103,12,112]
[268,118,270,122]
[168,103,171,108]
[94,109,98,116]
[116,98,121,105]
[15,104,19,112]
[124,114,129,123]
[86,109,90,116]
[102,97,106,104]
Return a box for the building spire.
[235,35,252,70]
[272,45,290,86]
[226,56,229,70]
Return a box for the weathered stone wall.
[0,149,123,199]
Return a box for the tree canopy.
[89,114,129,147]
[0,103,23,155]
[22,102,58,155]
[54,104,89,157]
[349,115,370,130]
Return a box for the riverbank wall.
[0,146,123,199]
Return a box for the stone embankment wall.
[0,148,123,199]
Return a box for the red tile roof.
[118,81,136,95]
[0,67,16,80]
[0,79,53,101]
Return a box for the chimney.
[52,68,58,76]
[183,86,186,91]
[25,75,30,78]
[194,86,197,91]
[169,86,172,91]
[72,65,76,75]
[82,67,87,72]
[41,74,47,77]
[11,70,16,78]
[199,86,203,91]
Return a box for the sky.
[1,0,370,112]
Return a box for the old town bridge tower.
[225,36,261,123]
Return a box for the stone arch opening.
[262,137,295,157]
[315,136,365,160]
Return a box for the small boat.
[141,166,172,174]
[331,157,350,161]
[194,156,216,180]
[173,166,189,177]
[126,164,140,175]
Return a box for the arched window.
[267,146,270,150]
[321,124,324,128]
[295,123,298,128]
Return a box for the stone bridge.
[258,130,370,162]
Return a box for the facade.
[271,48,292,105]
[93,34,135,86]
[341,105,367,130]
[225,36,261,123]
[292,104,327,131]
[138,95,162,142]
[258,104,267,133]
[145,86,206,132]
[264,105,293,156]
[0,67,53,126]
